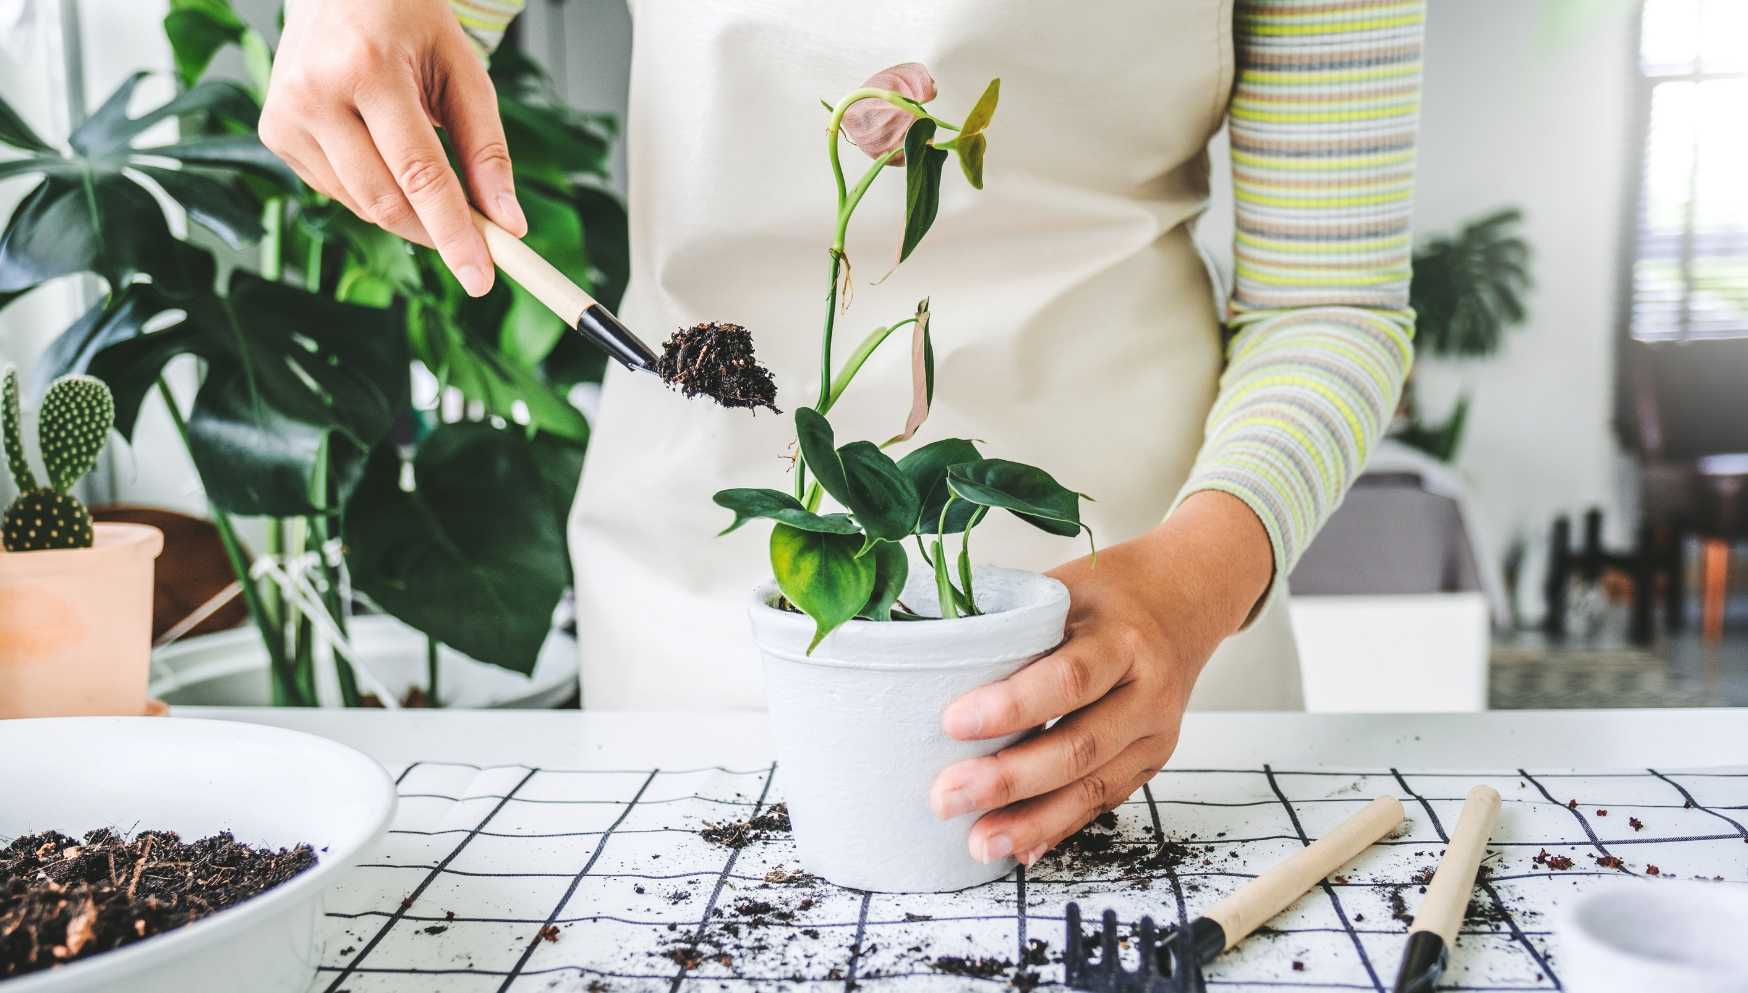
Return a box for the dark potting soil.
[700,803,792,849]
[0,829,317,978]
[655,322,780,413]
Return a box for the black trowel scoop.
[472,211,777,411]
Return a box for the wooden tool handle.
[1409,785,1501,945]
[471,210,597,324]
[1204,795,1403,950]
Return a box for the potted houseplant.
[0,368,163,716]
[715,66,1092,891]
[0,0,625,708]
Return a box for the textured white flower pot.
[749,565,1068,892]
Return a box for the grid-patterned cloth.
[314,763,1748,992]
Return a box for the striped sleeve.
[450,0,524,57]
[1176,0,1422,582]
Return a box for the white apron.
[569,0,1303,712]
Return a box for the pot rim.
[0,521,164,577]
[749,565,1068,669]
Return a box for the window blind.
[1629,0,1748,342]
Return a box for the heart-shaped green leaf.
[346,423,582,675]
[899,119,949,263]
[770,523,876,653]
[794,406,850,503]
[836,441,922,543]
[898,437,983,534]
[713,488,859,536]
[858,539,909,621]
[947,458,1088,538]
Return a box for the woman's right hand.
[260,0,527,297]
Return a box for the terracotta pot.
[749,566,1068,892]
[0,522,164,717]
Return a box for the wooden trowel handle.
[471,209,598,324]
[1204,794,1404,950]
[1409,785,1501,944]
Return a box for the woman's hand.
[260,0,526,296]
[928,491,1275,864]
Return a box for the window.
[1628,0,1748,342]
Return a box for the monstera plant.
[0,1,623,705]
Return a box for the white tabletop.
[188,706,1748,771]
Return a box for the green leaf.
[44,268,408,516]
[70,74,259,156]
[836,441,922,543]
[0,177,178,293]
[407,292,590,443]
[346,423,581,675]
[135,165,263,247]
[899,119,949,262]
[164,0,248,88]
[946,458,1087,538]
[858,540,909,621]
[954,132,988,190]
[794,407,850,503]
[0,91,52,153]
[770,523,875,653]
[713,488,859,536]
[897,437,983,534]
[960,78,1000,137]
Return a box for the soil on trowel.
[0,829,317,978]
[656,322,780,413]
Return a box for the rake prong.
[1137,916,1158,979]
[1099,909,1120,978]
[1066,903,1085,985]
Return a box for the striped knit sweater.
[453,0,1421,582]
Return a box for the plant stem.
[426,637,441,707]
[957,507,987,616]
[155,377,306,705]
[823,317,918,414]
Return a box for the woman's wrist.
[1144,489,1276,643]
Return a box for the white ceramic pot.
[149,614,579,709]
[1554,878,1748,992]
[0,716,396,993]
[749,565,1068,892]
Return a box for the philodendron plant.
[713,65,1092,651]
[2,367,114,552]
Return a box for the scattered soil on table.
[1534,848,1575,870]
[655,322,780,413]
[700,803,792,849]
[1031,811,1205,890]
[933,954,1013,979]
[0,829,316,979]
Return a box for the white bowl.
[0,717,396,993]
[1554,878,1748,992]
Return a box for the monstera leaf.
[346,423,583,675]
[38,259,406,515]
[0,73,293,301]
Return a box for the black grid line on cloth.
[394,761,422,786]
[1015,863,1029,966]
[318,906,1554,938]
[1518,769,1636,876]
[397,791,759,806]
[1144,781,1192,930]
[1389,768,1561,989]
[843,890,873,992]
[1649,768,1748,837]
[668,762,777,992]
[323,765,538,993]
[1264,765,1384,993]
[495,767,659,993]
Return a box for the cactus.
[1,367,113,552]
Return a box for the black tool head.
[1062,903,1210,993]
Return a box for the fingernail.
[935,788,974,820]
[497,192,527,235]
[942,705,982,739]
[457,264,489,296]
[980,834,1013,863]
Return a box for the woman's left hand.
[927,490,1275,865]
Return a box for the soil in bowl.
[0,828,317,978]
[655,323,780,413]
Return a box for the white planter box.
[1289,592,1489,713]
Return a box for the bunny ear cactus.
[1,368,114,552]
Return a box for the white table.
[181,708,1748,992]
